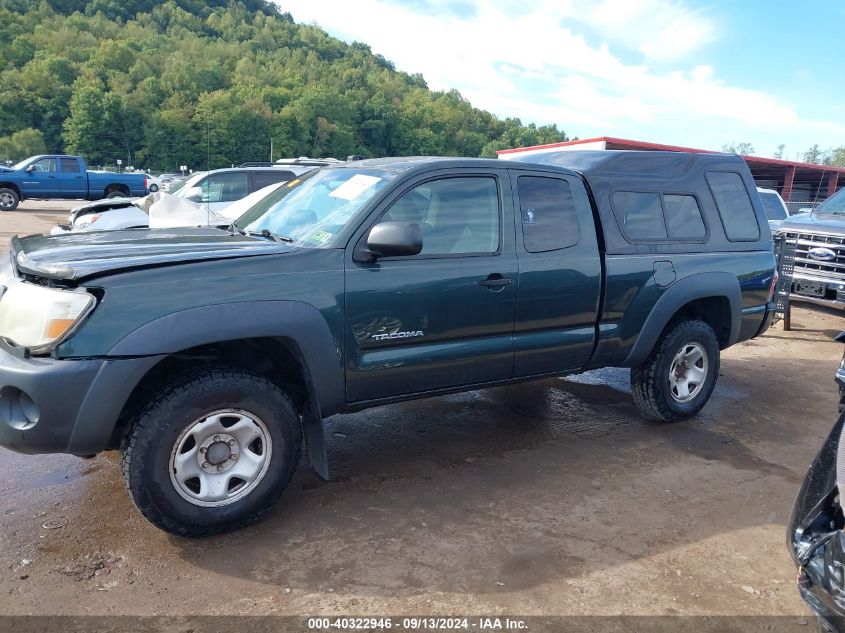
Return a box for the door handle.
[477,274,513,289]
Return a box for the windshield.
[12,158,33,170]
[235,168,393,247]
[759,192,787,221]
[814,187,845,215]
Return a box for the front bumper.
[790,274,845,310]
[0,347,163,456]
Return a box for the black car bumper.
[0,347,163,456]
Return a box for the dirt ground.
[0,201,843,617]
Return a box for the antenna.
[206,122,211,228]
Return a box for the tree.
[0,128,46,160]
[773,144,785,160]
[803,144,823,165]
[722,142,755,155]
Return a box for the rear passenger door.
[57,157,86,198]
[510,170,602,376]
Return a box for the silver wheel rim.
[0,192,14,209]
[669,343,708,403]
[169,409,273,508]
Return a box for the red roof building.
[497,136,844,208]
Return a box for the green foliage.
[721,141,754,156]
[0,127,46,160]
[0,0,568,170]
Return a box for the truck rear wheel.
[630,319,720,422]
[121,367,302,537]
[0,188,20,211]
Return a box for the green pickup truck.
[0,152,776,536]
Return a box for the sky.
[281,0,845,160]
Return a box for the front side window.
[59,158,81,173]
[517,176,579,252]
[29,158,56,174]
[706,171,760,240]
[381,177,500,256]
[613,191,667,240]
[201,172,249,203]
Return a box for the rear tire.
[0,187,20,211]
[106,189,127,198]
[631,320,720,422]
[121,367,302,537]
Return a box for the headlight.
[0,282,95,352]
[74,213,101,229]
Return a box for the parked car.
[51,163,323,233]
[776,186,845,310]
[0,152,776,536]
[0,155,148,211]
[757,187,790,232]
[144,173,162,193]
[788,332,845,631]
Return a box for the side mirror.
[184,186,203,203]
[363,221,422,261]
[25,165,36,173]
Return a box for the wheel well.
[665,296,732,348]
[105,184,130,196]
[109,337,312,449]
[0,182,22,198]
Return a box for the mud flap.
[301,413,329,481]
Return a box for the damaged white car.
[50,161,332,234]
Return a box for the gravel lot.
[0,201,842,618]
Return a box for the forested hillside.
[0,0,569,170]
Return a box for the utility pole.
[270,138,274,163]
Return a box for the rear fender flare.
[622,272,741,367]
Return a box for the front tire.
[121,367,302,537]
[631,320,720,422]
[0,187,20,211]
[149,184,159,192]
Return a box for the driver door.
[344,171,518,402]
[20,157,57,198]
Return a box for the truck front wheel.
[631,320,720,422]
[121,367,302,537]
[0,187,20,211]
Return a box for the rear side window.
[59,158,81,173]
[517,176,579,252]
[706,172,760,240]
[253,170,294,189]
[664,195,706,238]
[759,191,787,221]
[612,191,666,240]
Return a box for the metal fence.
[785,200,822,215]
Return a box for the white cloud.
[280,0,845,155]
[582,0,718,60]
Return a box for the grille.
[780,231,845,282]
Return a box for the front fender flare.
[108,300,345,418]
[622,272,742,367]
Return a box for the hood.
[70,197,139,219]
[11,227,295,282]
[777,212,845,237]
